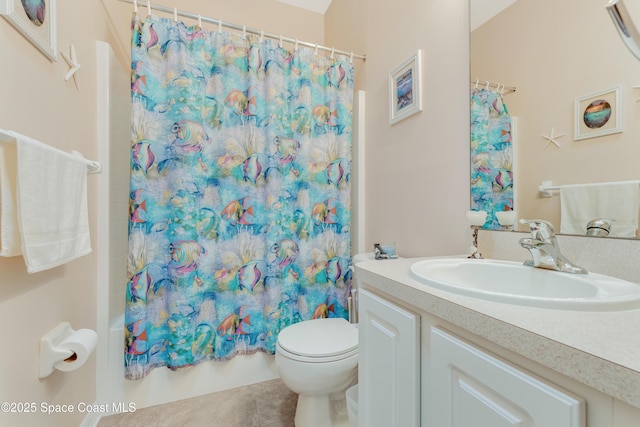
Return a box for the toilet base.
[294,391,350,427]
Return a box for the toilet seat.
[277,318,358,362]
[277,342,358,363]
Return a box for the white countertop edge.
[355,256,640,409]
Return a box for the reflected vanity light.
[496,211,517,230]
[466,210,488,227]
[606,0,640,61]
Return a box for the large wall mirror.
[470,0,640,238]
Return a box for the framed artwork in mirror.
[574,86,622,141]
[0,0,56,61]
[389,49,422,124]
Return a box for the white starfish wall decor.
[61,44,80,89]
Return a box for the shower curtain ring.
[474,79,479,89]
[218,19,222,34]
[294,39,299,52]
[198,14,202,29]
[173,8,178,22]
[279,35,283,48]
[260,30,264,43]
[146,0,151,17]
[485,80,490,89]
[314,44,319,55]
[133,0,138,14]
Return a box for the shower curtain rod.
[118,0,366,61]
[471,79,516,94]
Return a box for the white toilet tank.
[352,252,375,265]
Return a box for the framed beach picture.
[389,49,422,125]
[574,86,622,141]
[0,0,57,61]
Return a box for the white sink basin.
[410,258,640,311]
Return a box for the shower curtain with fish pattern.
[126,14,353,380]
[470,88,513,229]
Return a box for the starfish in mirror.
[541,128,564,148]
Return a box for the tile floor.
[98,379,297,427]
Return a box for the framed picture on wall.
[0,0,57,61]
[389,49,422,125]
[574,86,622,141]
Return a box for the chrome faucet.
[586,218,612,237]
[518,219,588,274]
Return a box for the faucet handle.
[519,219,556,242]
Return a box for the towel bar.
[0,129,101,174]
[539,180,640,198]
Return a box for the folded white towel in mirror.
[0,130,92,273]
[560,182,640,238]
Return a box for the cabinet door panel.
[453,369,530,426]
[359,289,420,427]
[430,327,584,427]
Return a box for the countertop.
[355,256,640,409]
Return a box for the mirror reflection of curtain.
[470,88,513,228]
[126,15,353,380]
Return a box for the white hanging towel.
[0,131,92,273]
[560,182,640,238]
[0,140,21,256]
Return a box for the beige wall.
[472,0,640,231]
[324,0,366,92]
[328,0,470,257]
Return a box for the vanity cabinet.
[429,327,585,427]
[358,289,586,427]
[358,288,420,427]
[357,259,640,427]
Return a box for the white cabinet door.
[430,327,585,427]
[358,288,420,427]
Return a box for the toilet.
[276,317,358,427]
[276,253,373,427]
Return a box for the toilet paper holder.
[39,322,96,379]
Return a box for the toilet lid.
[277,318,358,358]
